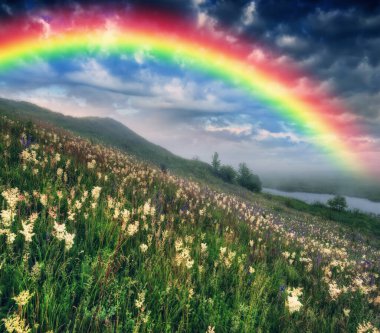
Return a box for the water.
[263,188,380,215]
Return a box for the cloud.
[253,128,303,143]
[64,58,147,95]
[205,123,253,136]
[197,11,217,29]
[32,17,51,38]
[275,35,307,51]
[1,3,12,15]
[248,48,266,62]
[242,1,256,26]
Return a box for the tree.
[219,165,237,183]
[211,152,221,173]
[236,163,262,192]
[327,195,347,211]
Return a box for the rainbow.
[0,8,377,177]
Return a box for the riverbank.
[261,189,380,240]
[263,188,380,215]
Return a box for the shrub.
[237,163,262,192]
[327,195,347,211]
[218,165,237,183]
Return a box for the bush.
[218,165,237,183]
[327,195,347,211]
[237,163,262,192]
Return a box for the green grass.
[0,112,379,332]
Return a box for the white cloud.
[65,59,143,92]
[197,12,217,29]
[254,128,302,143]
[147,77,238,113]
[134,51,145,65]
[242,1,256,26]
[205,123,253,136]
[276,35,307,50]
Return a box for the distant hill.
[0,97,244,191]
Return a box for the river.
[263,188,380,215]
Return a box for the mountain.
[0,97,232,189]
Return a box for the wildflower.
[286,295,302,314]
[1,209,15,227]
[2,314,30,333]
[2,188,20,209]
[13,290,33,307]
[40,194,48,206]
[91,186,102,200]
[140,243,148,253]
[328,281,342,300]
[87,159,96,169]
[135,291,146,310]
[53,222,75,250]
[357,321,379,333]
[288,287,303,298]
[286,287,303,314]
[206,326,215,333]
[53,222,66,239]
[57,168,63,177]
[186,258,194,269]
[143,202,151,216]
[64,232,75,250]
[282,251,291,259]
[121,209,131,223]
[343,308,350,317]
[127,221,139,236]
[5,231,15,245]
[20,220,35,242]
[249,266,255,274]
[201,242,208,254]
[175,239,183,251]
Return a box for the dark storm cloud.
[200,0,380,129]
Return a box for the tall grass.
[0,115,379,332]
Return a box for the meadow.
[0,114,379,332]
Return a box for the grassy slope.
[1,98,380,241]
[1,99,379,238]
[0,115,379,332]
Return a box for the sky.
[0,0,380,179]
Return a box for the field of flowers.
[0,114,379,332]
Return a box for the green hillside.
[0,98,230,187]
[0,113,379,332]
